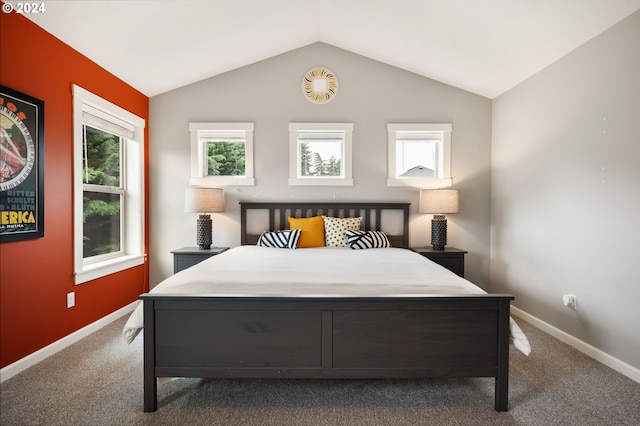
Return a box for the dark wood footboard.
[142,294,513,412]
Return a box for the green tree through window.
[82,125,122,258]
[207,141,245,176]
[299,141,312,176]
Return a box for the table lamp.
[419,189,459,250]
[184,187,224,250]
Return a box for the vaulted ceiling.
[24,0,640,98]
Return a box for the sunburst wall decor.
[302,67,338,104]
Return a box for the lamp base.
[431,214,447,251]
[196,214,212,250]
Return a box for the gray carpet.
[1,316,639,425]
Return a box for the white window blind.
[82,105,135,140]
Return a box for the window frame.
[189,122,255,187]
[387,123,453,188]
[288,122,353,186]
[72,85,146,285]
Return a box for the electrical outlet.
[67,292,75,308]
[562,294,577,311]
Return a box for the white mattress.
[123,246,530,355]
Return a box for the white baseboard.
[511,306,640,384]
[0,301,138,383]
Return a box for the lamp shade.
[184,187,225,213]
[419,190,459,214]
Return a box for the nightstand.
[411,247,467,277]
[171,247,229,273]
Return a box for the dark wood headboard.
[240,202,410,248]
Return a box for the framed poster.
[0,86,45,242]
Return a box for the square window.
[387,124,452,188]
[205,140,246,177]
[395,133,442,179]
[189,123,254,187]
[297,131,344,178]
[289,123,353,186]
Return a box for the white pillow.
[323,216,362,247]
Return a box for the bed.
[127,202,529,412]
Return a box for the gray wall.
[149,42,492,287]
[491,11,640,369]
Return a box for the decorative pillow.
[288,216,325,247]
[345,230,391,249]
[257,229,302,249]
[323,216,362,247]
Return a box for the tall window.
[73,85,145,284]
[387,123,452,188]
[289,123,353,186]
[82,124,123,259]
[189,123,254,187]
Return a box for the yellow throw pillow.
[288,216,325,247]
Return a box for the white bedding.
[123,246,530,355]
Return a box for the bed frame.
[141,202,514,412]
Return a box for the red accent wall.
[0,9,149,368]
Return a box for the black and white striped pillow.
[257,229,302,249]
[345,230,391,249]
